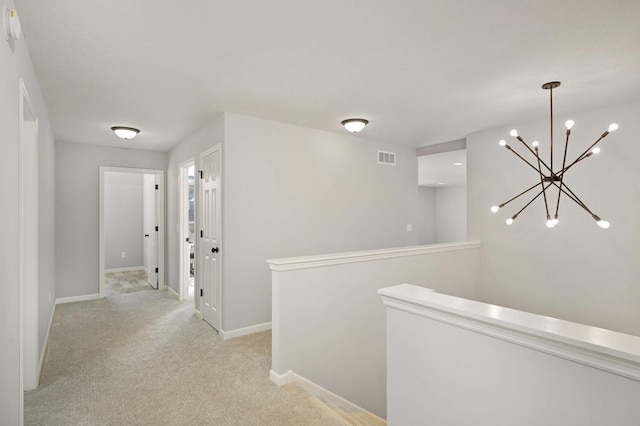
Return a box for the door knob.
[212,247,219,253]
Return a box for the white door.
[143,174,158,289]
[199,146,222,331]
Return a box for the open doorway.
[179,160,196,301]
[99,167,165,297]
[417,142,467,243]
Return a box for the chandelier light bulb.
[608,123,619,132]
[592,147,601,154]
[499,139,507,147]
[546,219,556,228]
[506,218,514,225]
[565,120,575,130]
[490,205,500,213]
[532,141,539,148]
[509,129,518,137]
[597,220,610,229]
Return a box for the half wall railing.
[268,241,481,419]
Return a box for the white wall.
[223,113,423,331]
[468,101,640,336]
[104,172,144,269]
[55,142,166,298]
[0,0,56,421]
[435,185,466,243]
[416,186,436,244]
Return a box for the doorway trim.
[179,158,195,301]
[98,167,165,297]
[19,78,39,416]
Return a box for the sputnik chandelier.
[491,81,618,229]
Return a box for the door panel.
[143,174,158,289]
[200,147,221,331]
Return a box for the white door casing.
[199,145,222,332]
[20,79,39,399]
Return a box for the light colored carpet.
[24,289,352,425]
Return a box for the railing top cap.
[267,241,481,272]
[379,284,640,366]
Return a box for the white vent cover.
[378,151,396,165]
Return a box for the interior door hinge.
[155,184,158,190]
[200,230,203,238]
[155,226,159,232]
[155,267,158,273]
[200,289,203,297]
[199,171,203,179]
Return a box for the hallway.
[24,290,350,425]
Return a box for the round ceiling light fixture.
[341,118,368,133]
[111,126,140,140]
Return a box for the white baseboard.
[270,369,292,386]
[269,369,385,421]
[221,321,272,340]
[56,293,101,304]
[167,286,180,299]
[104,266,145,273]
[38,303,56,382]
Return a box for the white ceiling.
[14,1,640,152]
[418,150,466,187]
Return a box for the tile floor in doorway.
[104,270,154,297]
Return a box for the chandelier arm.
[551,181,595,216]
[556,152,596,179]
[505,145,545,175]
[558,188,599,219]
[497,181,542,209]
[553,130,572,219]
[550,181,601,221]
[558,131,609,175]
[511,183,552,219]
[514,136,554,175]
[534,148,551,219]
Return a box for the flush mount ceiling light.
[341,118,368,133]
[491,81,618,229]
[111,126,140,140]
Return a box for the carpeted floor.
[24,289,352,425]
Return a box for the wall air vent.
[378,151,396,165]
